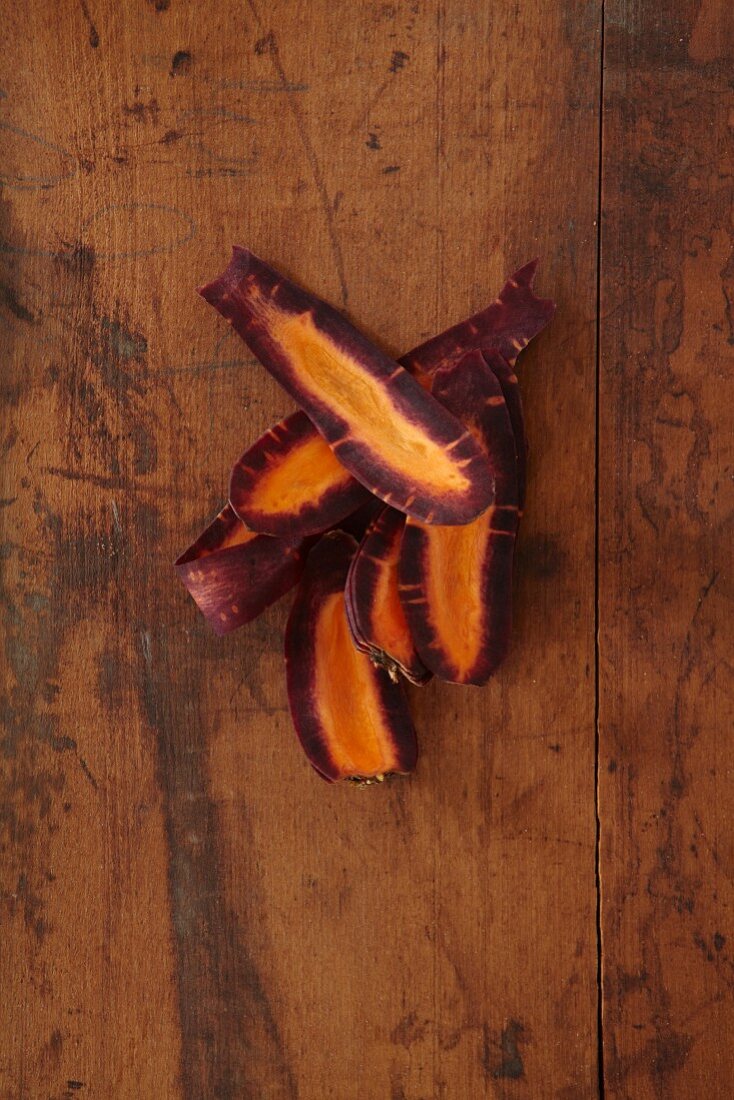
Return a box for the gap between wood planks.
[594,3,606,1098]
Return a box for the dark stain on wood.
[254,32,275,55]
[0,282,35,323]
[136,626,298,1099]
[49,1029,63,1055]
[516,533,566,579]
[600,0,732,1095]
[100,317,148,362]
[78,0,99,48]
[170,50,192,77]
[485,1019,526,1081]
[54,259,158,478]
[8,1,730,1097]
[390,1011,429,1049]
[123,98,160,123]
[389,49,409,72]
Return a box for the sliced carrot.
[285,532,417,782]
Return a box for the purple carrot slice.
[400,259,555,381]
[345,506,430,686]
[482,349,528,513]
[399,350,520,685]
[285,531,417,783]
[199,247,493,526]
[175,503,307,635]
[226,259,550,539]
[230,409,372,538]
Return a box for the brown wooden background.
[1,1,731,1097]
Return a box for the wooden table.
[1,2,731,1097]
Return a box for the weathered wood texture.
[599,1,734,1097]
[2,1,601,1098]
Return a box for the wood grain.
[1,2,601,1097]
[599,1,734,1097]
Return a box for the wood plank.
[599,2,734,1096]
[1,1,601,1096]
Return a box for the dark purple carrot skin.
[175,504,308,635]
[346,507,431,685]
[400,259,555,380]
[399,351,520,685]
[482,350,528,514]
[431,350,519,524]
[331,494,385,542]
[285,531,418,782]
[199,247,493,526]
[229,409,372,538]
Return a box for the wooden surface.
[599,2,734,1097]
[0,2,728,1098]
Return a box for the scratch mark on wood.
[110,499,122,537]
[78,203,196,259]
[245,4,348,306]
[218,78,308,93]
[43,467,141,491]
[1,284,36,324]
[155,358,256,377]
[77,755,99,791]
[185,166,253,180]
[78,0,99,47]
[0,122,77,189]
[136,627,298,1098]
[178,107,258,125]
[351,52,410,133]
[352,79,391,132]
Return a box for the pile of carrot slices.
[176,249,554,784]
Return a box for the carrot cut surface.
[222,259,549,538]
[285,532,417,782]
[230,409,372,538]
[346,507,430,686]
[200,248,493,526]
[399,351,520,684]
